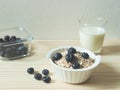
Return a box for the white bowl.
[47,46,101,83]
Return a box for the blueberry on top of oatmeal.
[68,47,76,54]
[53,53,62,61]
[81,52,89,59]
[72,61,81,69]
[65,53,75,63]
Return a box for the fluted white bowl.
[47,46,101,83]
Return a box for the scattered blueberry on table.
[27,67,51,83]
[42,76,51,83]
[34,73,42,80]
[27,67,34,74]
[42,69,49,75]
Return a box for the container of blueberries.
[0,27,33,60]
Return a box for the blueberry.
[13,43,28,56]
[4,35,10,41]
[0,38,4,42]
[42,76,51,83]
[16,38,22,42]
[1,46,17,59]
[34,73,42,80]
[0,50,3,56]
[72,61,80,69]
[65,53,75,62]
[10,36,16,41]
[42,69,49,75]
[15,43,24,48]
[1,46,11,58]
[27,67,34,74]
[68,47,76,54]
[12,45,27,59]
[0,35,28,59]
[20,46,28,55]
[2,41,10,45]
[53,53,62,60]
[0,51,8,57]
[81,52,89,59]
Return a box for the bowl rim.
[47,46,101,72]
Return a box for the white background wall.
[0,0,120,40]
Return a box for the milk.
[79,26,105,51]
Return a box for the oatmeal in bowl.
[47,46,101,83]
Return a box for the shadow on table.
[101,45,120,55]
[80,63,120,89]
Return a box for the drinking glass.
[79,17,107,53]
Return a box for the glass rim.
[78,17,107,27]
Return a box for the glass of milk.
[79,17,107,53]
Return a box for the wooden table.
[0,40,120,90]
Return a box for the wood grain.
[0,40,120,90]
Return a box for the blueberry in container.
[0,27,33,60]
